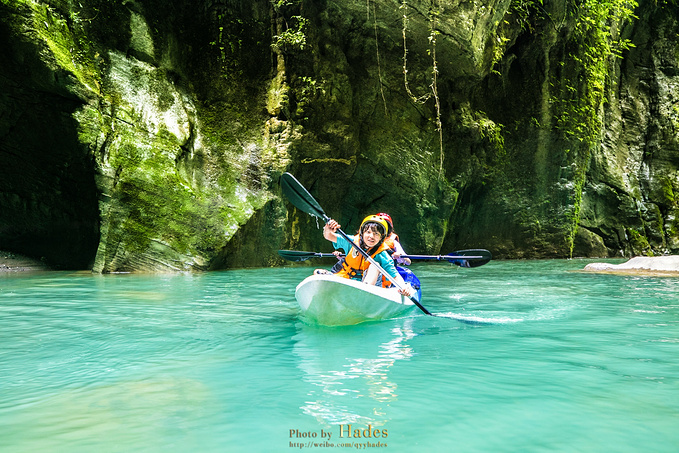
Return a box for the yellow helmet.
[360,215,388,237]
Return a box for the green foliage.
[564,172,586,256]
[492,0,550,75]
[271,0,298,10]
[490,34,511,75]
[479,115,506,152]
[272,15,308,54]
[509,0,546,31]
[549,0,638,256]
[294,76,321,118]
[553,0,637,147]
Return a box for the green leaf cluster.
[272,15,308,54]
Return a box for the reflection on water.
[293,318,416,426]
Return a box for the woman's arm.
[392,240,411,265]
[371,251,415,297]
[323,219,340,242]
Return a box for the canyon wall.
[1,0,677,271]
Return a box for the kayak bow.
[295,274,420,326]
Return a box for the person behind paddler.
[376,212,411,266]
[313,215,416,297]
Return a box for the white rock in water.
[583,262,616,271]
[584,256,679,274]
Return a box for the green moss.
[26,1,101,94]
[293,75,321,118]
[659,176,677,206]
[665,208,679,239]
[565,175,586,257]
[267,71,290,116]
[478,115,506,156]
[628,228,653,255]
[547,0,638,257]
[73,104,110,148]
[111,166,251,259]
[100,113,273,266]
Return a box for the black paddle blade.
[278,250,338,262]
[278,250,315,262]
[280,172,326,219]
[447,249,492,268]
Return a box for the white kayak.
[295,274,419,326]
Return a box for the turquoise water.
[1,260,677,452]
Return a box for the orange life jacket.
[379,233,401,287]
[336,236,389,280]
[382,233,399,253]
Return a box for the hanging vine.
[401,0,431,103]
[550,0,638,256]
[367,0,388,116]
[428,2,444,175]
[401,0,444,175]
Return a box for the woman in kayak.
[329,212,410,272]
[315,215,416,297]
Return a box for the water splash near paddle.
[434,312,524,325]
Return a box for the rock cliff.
[0,0,678,271]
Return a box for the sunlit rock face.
[1,0,285,272]
[1,0,678,271]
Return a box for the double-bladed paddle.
[407,249,492,268]
[278,249,492,268]
[278,250,339,261]
[280,172,434,316]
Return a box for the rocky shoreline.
[583,256,679,277]
[0,252,49,272]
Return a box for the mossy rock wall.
[1,0,679,271]
[1,0,288,271]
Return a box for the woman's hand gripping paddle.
[280,172,434,316]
